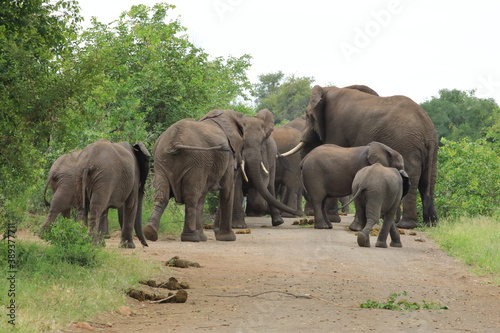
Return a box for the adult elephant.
[284,85,438,229]
[76,139,150,248]
[234,109,298,228]
[300,142,407,229]
[271,125,305,217]
[143,109,298,242]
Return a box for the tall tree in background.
[254,72,314,124]
[421,89,499,141]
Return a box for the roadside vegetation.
[1,1,499,332]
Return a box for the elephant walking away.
[300,142,405,229]
[76,139,150,248]
[284,85,439,229]
[342,163,410,248]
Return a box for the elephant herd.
[42,84,439,249]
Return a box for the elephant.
[284,85,439,229]
[233,109,300,228]
[271,125,305,217]
[342,163,410,248]
[75,139,150,248]
[143,109,298,242]
[40,150,82,235]
[299,142,406,229]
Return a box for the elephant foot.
[375,240,388,248]
[119,240,136,249]
[143,224,159,241]
[328,213,341,223]
[349,219,363,231]
[357,231,371,247]
[198,231,208,242]
[232,220,248,229]
[272,215,284,227]
[396,219,418,229]
[181,231,202,242]
[389,241,403,248]
[314,221,332,229]
[215,231,236,241]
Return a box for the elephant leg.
[216,171,236,241]
[327,197,341,223]
[99,209,110,238]
[267,179,284,227]
[375,214,394,248]
[88,202,107,247]
[196,196,207,242]
[119,200,137,249]
[314,196,332,229]
[388,222,402,248]
[232,171,247,229]
[356,203,373,247]
[397,172,419,229]
[181,196,202,242]
[144,199,167,241]
[349,211,365,231]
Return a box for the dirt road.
[69,215,499,332]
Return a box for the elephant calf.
[346,163,409,248]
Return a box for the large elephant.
[40,150,82,235]
[233,109,298,228]
[343,163,410,248]
[300,142,406,229]
[285,85,439,229]
[143,109,298,242]
[75,139,150,248]
[271,125,304,217]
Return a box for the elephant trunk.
[245,159,299,217]
[135,193,149,247]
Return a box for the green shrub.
[436,138,500,219]
[43,218,99,267]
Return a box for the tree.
[254,72,314,124]
[421,89,499,141]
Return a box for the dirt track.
[69,215,499,333]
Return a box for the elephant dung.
[166,256,201,268]
[235,229,251,234]
[126,288,188,303]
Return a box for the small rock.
[180,281,190,289]
[414,237,425,242]
[409,231,417,236]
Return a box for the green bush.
[43,218,99,267]
[436,138,500,219]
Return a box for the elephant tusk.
[280,141,305,157]
[241,160,249,182]
[261,162,269,174]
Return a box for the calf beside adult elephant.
[300,142,407,230]
[285,85,438,229]
[75,139,150,248]
[342,163,410,248]
[143,109,298,242]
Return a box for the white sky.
[78,0,500,104]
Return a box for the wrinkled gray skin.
[288,85,439,229]
[40,150,82,234]
[271,125,305,217]
[344,163,410,248]
[234,110,289,228]
[300,142,405,229]
[76,139,150,248]
[144,109,298,242]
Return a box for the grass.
[360,291,448,311]
[425,216,500,285]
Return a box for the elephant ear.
[307,85,326,142]
[201,109,245,156]
[343,84,379,96]
[255,109,275,138]
[133,142,151,195]
[399,170,410,199]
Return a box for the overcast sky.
[78,0,500,104]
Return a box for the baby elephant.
[346,163,410,248]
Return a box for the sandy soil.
[66,215,499,333]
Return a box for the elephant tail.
[81,168,88,211]
[339,187,364,211]
[43,179,51,207]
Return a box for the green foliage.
[426,217,500,284]
[254,72,314,123]
[435,138,500,219]
[421,89,499,141]
[43,218,99,267]
[360,291,448,311]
